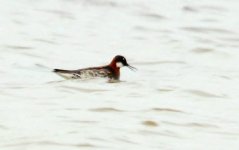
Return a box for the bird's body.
[54,66,119,80]
[53,55,135,81]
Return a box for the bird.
[53,55,136,81]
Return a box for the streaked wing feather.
[55,67,111,79]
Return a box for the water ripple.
[185,89,227,98]
[140,12,167,20]
[134,61,186,66]
[191,48,214,54]
[81,0,119,7]
[182,27,233,34]
[35,9,75,20]
[150,108,184,113]
[3,141,96,148]
[4,45,33,50]
[60,85,109,93]
[162,121,219,128]
[142,120,158,127]
[89,107,123,112]
[33,38,57,45]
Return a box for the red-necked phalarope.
[53,55,136,80]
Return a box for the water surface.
[1,0,239,149]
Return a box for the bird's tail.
[53,69,76,79]
[53,69,72,73]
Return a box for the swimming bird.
[53,55,136,81]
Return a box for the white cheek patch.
[116,62,124,68]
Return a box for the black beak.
[126,64,137,71]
